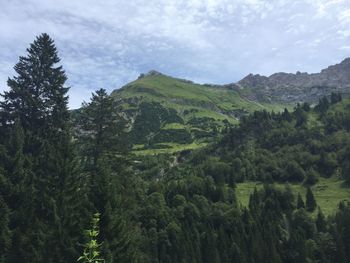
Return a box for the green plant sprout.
[77,213,105,263]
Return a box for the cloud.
[1,0,350,108]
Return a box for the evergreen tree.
[1,120,35,262]
[282,108,292,122]
[78,89,136,262]
[77,88,128,169]
[315,96,330,115]
[0,195,11,263]
[1,33,69,134]
[341,146,350,183]
[297,193,305,209]
[304,168,319,186]
[330,92,342,104]
[294,105,307,127]
[306,187,317,212]
[316,208,326,232]
[0,33,87,262]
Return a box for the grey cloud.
[1,0,350,108]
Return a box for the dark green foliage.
[0,33,88,262]
[1,33,350,263]
[334,202,350,261]
[306,187,317,212]
[131,102,183,144]
[304,168,319,185]
[78,89,138,262]
[151,129,192,144]
[294,104,307,127]
[297,193,305,209]
[341,146,350,183]
[330,92,342,104]
[286,161,306,182]
[76,88,129,167]
[315,96,330,115]
[214,97,350,184]
[0,195,11,263]
[1,33,69,134]
[316,208,327,232]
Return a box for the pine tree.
[306,187,317,212]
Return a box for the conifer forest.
[1,32,350,263]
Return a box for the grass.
[328,98,350,114]
[163,123,187,130]
[132,141,208,155]
[235,176,350,216]
[113,73,283,120]
[306,111,323,129]
[112,73,295,154]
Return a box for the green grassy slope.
[113,72,283,116]
[228,98,350,216]
[112,72,286,154]
[236,176,350,216]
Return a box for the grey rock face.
[235,58,350,104]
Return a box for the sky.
[1,0,350,108]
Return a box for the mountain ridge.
[233,57,350,103]
[120,57,350,104]
[108,57,350,153]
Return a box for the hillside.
[168,96,350,215]
[233,58,350,103]
[108,58,350,154]
[111,71,284,154]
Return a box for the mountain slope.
[113,70,277,118]
[178,97,350,215]
[234,58,350,103]
[111,71,283,154]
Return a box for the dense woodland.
[0,34,350,263]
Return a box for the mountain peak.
[147,70,163,76]
[137,70,164,80]
[340,57,350,65]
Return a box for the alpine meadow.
[1,1,350,262]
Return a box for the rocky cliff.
[233,58,350,103]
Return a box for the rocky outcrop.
[235,58,350,103]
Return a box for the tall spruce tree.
[78,89,136,262]
[77,88,128,170]
[0,33,88,262]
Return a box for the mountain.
[234,58,350,103]
[111,71,282,154]
[110,58,350,153]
